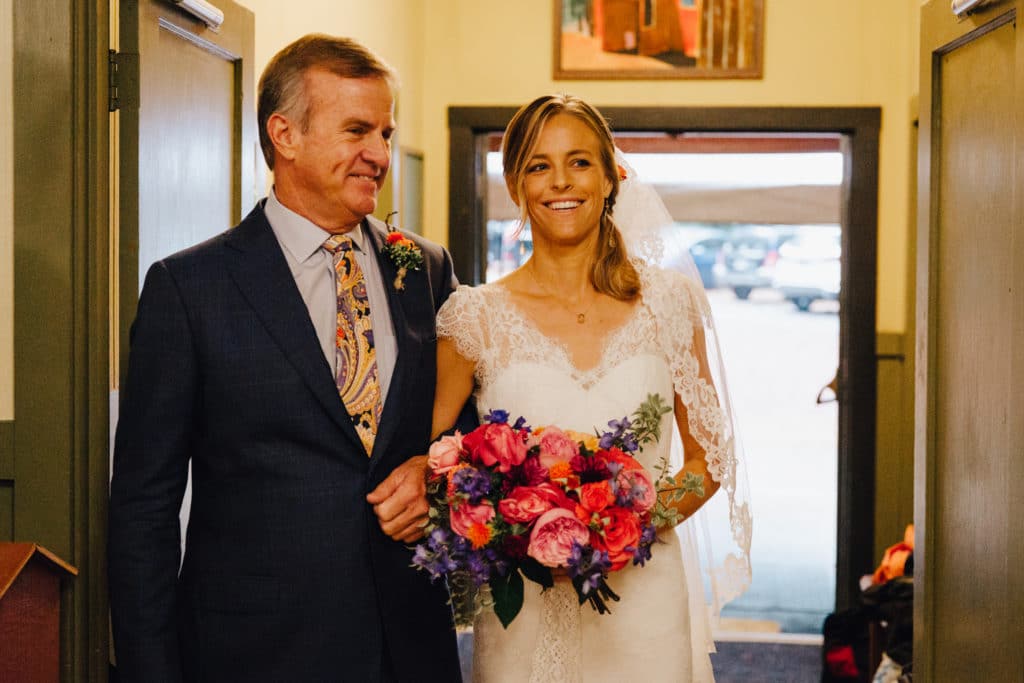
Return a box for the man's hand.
[366,455,430,543]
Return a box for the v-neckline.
[490,283,644,381]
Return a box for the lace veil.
[612,153,753,650]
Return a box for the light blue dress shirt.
[264,189,397,404]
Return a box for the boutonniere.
[381,212,423,290]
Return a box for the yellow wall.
[419,0,921,333]
[234,0,426,176]
[1,0,13,420]
[0,1,925,421]
[218,0,918,335]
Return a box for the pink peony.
[449,501,496,539]
[535,427,580,469]
[527,508,590,567]
[462,422,527,473]
[427,431,464,474]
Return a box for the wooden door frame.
[915,2,1023,680]
[448,105,880,612]
[9,0,112,680]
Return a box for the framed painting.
[554,0,764,80]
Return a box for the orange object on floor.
[872,524,914,585]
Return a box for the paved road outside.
[708,287,839,635]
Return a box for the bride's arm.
[658,324,721,526]
[431,337,476,440]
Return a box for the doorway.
[448,106,880,621]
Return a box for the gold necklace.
[530,265,597,324]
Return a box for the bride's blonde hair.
[502,94,640,301]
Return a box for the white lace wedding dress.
[437,266,734,683]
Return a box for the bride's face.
[517,113,612,250]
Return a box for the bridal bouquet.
[412,394,687,628]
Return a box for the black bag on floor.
[821,607,872,682]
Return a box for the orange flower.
[445,463,471,498]
[548,462,574,481]
[466,522,492,549]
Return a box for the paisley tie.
[323,234,381,455]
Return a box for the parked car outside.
[688,236,726,288]
[712,226,788,300]
[772,227,841,311]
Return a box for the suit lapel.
[223,206,366,458]
[363,218,424,469]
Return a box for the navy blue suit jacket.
[108,203,462,682]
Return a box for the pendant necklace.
[531,266,597,324]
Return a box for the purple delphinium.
[464,549,493,586]
[567,541,612,595]
[615,472,652,510]
[511,416,531,432]
[451,466,492,503]
[632,524,657,567]
[605,461,624,493]
[484,409,509,424]
[599,417,639,453]
[412,528,462,580]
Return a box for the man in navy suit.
[108,34,463,682]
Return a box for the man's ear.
[266,112,297,163]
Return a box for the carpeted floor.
[712,641,822,683]
[458,633,822,682]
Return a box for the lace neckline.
[488,283,647,386]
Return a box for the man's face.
[283,70,395,232]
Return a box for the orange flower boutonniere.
[381,213,423,290]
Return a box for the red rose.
[591,506,641,571]
[602,447,643,471]
[462,422,528,473]
[499,485,557,524]
[450,500,496,539]
[386,231,404,244]
[577,481,615,514]
[617,467,656,513]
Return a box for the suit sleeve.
[431,245,479,435]
[433,243,459,311]
[108,260,195,683]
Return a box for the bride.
[431,94,751,682]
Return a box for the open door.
[112,0,256,669]
[118,0,256,346]
[915,1,1024,680]
[449,106,880,678]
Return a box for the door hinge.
[108,49,139,113]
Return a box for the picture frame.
[554,0,764,80]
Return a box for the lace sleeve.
[436,285,486,364]
[643,267,731,476]
[642,264,753,610]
